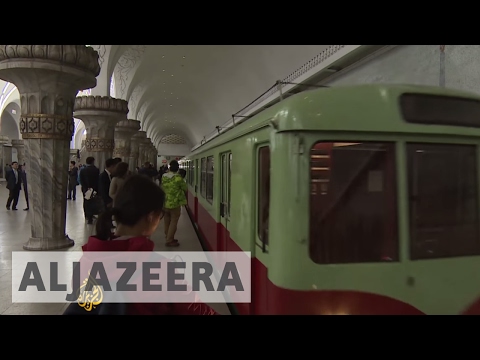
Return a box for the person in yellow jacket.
[161,160,187,247]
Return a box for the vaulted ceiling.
[1,45,333,150]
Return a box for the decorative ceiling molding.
[114,45,147,99]
[160,134,187,145]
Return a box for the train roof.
[189,84,480,156]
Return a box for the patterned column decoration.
[113,119,140,165]
[0,44,100,251]
[11,139,25,165]
[134,131,147,167]
[73,96,128,172]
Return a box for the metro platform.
[0,183,230,315]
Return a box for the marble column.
[129,131,142,171]
[0,44,100,250]
[150,144,156,164]
[114,119,140,164]
[147,143,153,163]
[140,137,152,165]
[133,131,147,167]
[0,135,9,179]
[73,96,128,172]
[11,139,25,165]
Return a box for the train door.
[194,159,199,222]
[219,152,232,251]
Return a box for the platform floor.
[0,182,230,315]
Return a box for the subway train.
[182,84,480,315]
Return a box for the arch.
[72,118,85,149]
[0,82,20,126]
[143,112,194,147]
[0,111,19,140]
[113,45,147,100]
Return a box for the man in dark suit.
[5,161,21,210]
[79,156,100,224]
[98,158,116,209]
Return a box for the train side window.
[407,143,480,259]
[201,158,206,198]
[309,142,398,264]
[206,156,214,204]
[189,161,194,186]
[228,153,232,216]
[258,146,270,246]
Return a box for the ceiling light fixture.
[171,74,174,77]
[183,56,185,59]
[162,69,165,72]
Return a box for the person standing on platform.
[67,161,78,200]
[79,157,100,224]
[98,158,116,209]
[161,160,187,247]
[5,161,21,211]
[19,163,29,211]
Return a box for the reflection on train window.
[309,142,398,264]
[258,146,270,246]
[407,143,480,259]
[206,156,214,204]
[188,161,194,186]
[200,158,206,198]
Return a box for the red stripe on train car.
[187,192,425,315]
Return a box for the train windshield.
[309,142,398,264]
[406,143,480,259]
[309,141,480,264]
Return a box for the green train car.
[183,84,480,315]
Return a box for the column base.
[23,234,75,251]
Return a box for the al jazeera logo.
[76,272,104,311]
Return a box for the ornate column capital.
[73,96,128,152]
[0,45,100,142]
[0,45,101,251]
[0,45,100,92]
[113,119,140,158]
[133,130,147,141]
[115,119,141,139]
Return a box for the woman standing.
[67,161,78,200]
[109,162,130,205]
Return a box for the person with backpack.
[63,174,217,315]
[161,160,187,247]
